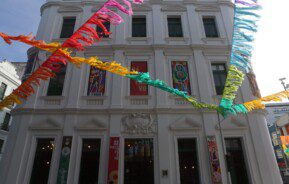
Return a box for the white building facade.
[0,60,22,160]
[0,0,283,184]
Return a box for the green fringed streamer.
[126,73,219,111]
[222,65,245,100]
[233,104,248,114]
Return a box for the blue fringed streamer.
[219,0,261,116]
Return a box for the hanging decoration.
[0,0,143,109]
[1,0,287,117]
[280,136,289,157]
[219,0,261,116]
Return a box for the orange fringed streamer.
[0,0,143,110]
[243,90,289,112]
[0,32,61,52]
[0,94,22,109]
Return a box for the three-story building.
[0,0,282,183]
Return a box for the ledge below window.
[125,95,151,105]
[40,96,64,105]
[165,37,189,44]
[81,96,107,106]
[169,95,197,105]
[201,37,226,44]
[126,37,152,44]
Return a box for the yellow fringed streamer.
[57,49,138,76]
[260,91,289,102]
[0,94,22,109]
[242,90,289,112]
[222,65,245,100]
[243,100,265,112]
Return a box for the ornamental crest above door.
[121,113,156,135]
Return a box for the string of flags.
[0,0,289,116]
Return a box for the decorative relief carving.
[122,113,156,134]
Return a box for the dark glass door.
[30,138,55,184]
[78,139,101,184]
[225,138,249,184]
[124,138,154,184]
[177,138,200,184]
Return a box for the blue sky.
[0,0,288,96]
[0,0,45,62]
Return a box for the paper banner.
[107,137,120,184]
[130,62,148,95]
[57,136,72,184]
[0,0,143,109]
[207,136,222,184]
[219,0,261,115]
[87,66,106,96]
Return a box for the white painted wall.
[0,0,282,184]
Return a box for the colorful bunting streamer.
[3,0,287,117]
[219,0,261,116]
[0,0,143,109]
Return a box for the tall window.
[124,139,154,184]
[130,62,148,95]
[167,17,183,37]
[97,21,110,38]
[211,63,227,95]
[177,138,200,184]
[47,64,66,96]
[87,66,106,96]
[60,17,76,38]
[30,138,55,184]
[1,113,11,131]
[202,17,219,38]
[0,83,7,100]
[171,61,191,95]
[79,139,101,184]
[225,138,249,184]
[0,139,4,154]
[132,17,146,37]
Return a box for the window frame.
[59,16,77,39]
[167,16,184,38]
[210,62,228,96]
[173,135,203,184]
[24,134,61,184]
[73,134,106,184]
[131,16,147,37]
[120,136,158,184]
[202,16,220,38]
[46,63,67,96]
[0,82,7,100]
[96,21,111,38]
[223,136,252,184]
[129,61,149,96]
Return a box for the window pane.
[130,62,148,95]
[178,138,200,184]
[203,17,218,38]
[0,83,7,100]
[1,113,11,131]
[47,63,66,96]
[171,61,191,95]
[168,17,183,37]
[0,139,4,153]
[97,21,110,38]
[30,138,55,184]
[211,64,227,95]
[79,139,101,184]
[124,139,154,184]
[132,17,146,37]
[87,66,106,96]
[225,138,249,184]
[60,17,76,38]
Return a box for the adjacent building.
[0,60,23,160]
[0,0,282,184]
[266,102,289,182]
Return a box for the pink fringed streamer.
[235,0,258,6]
